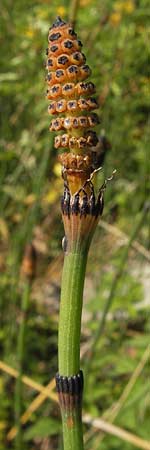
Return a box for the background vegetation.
[0,0,150,449]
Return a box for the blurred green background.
[0,0,150,449]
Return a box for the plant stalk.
[61,407,84,450]
[58,246,89,450]
[59,249,88,376]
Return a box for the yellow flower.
[24,28,35,38]
[53,162,61,178]
[109,12,122,26]
[123,0,135,13]
[43,179,62,204]
[56,6,66,18]
[114,0,135,14]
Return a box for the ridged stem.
[59,249,88,376]
[58,247,88,450]
[61,408,84,450]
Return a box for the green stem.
[61,408,84,450]
[59,249,88,376]
[15,281,31,450]
[58,248,88,450]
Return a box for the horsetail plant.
[46,16,115,450]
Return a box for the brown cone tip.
[49,16,67,30]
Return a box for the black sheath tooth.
[80,194,89,217]
[63,376,69,393]
[55,371,84,395]
[68,376,75,395]
[62,186,71,216]
[64,199,70,217]
[97,193,104,216]
[73,375,79,395]
[89,192,96,216]
[71,193,80,215]
[61,185,104,218]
